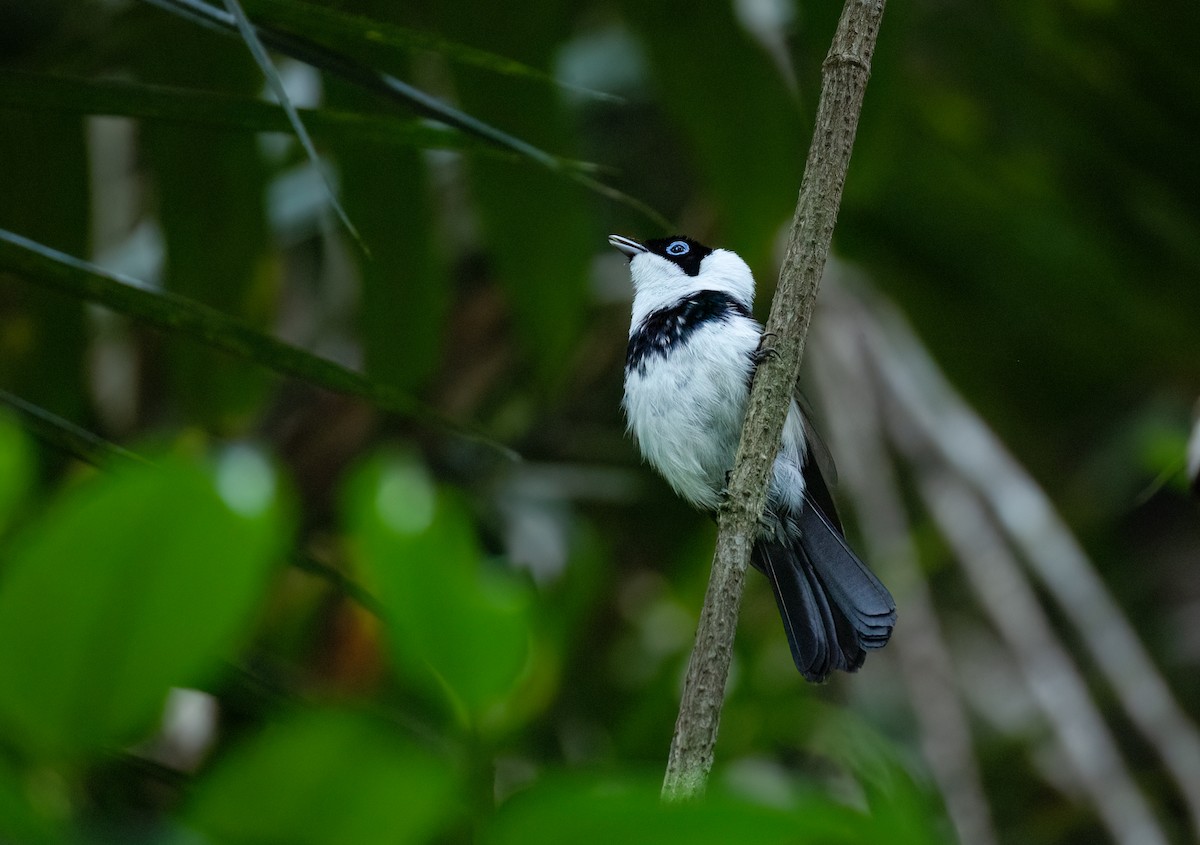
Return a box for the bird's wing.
[792,396,845,535]
[794,391,838,488]
[797,490,896,647]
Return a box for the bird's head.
[608,234,755,325]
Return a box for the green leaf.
[187,709,459,845]
[0,106,88,421]
[329,77,449,394]
[222,0,366,251]
[618,0,804,264]
[0,448,285,757]
[141,0,664,228]
[809,710,947,845]
[0,73,544,156]
[486,774,873,845]
[0,757,65,845]
[241,0,619,102]
[435,0,598,386]
[142,0,566,171]
[0,228,515,459]
[345,451,531,726]
[0,412,34,533]
[133,19,273,430]
[0,388,143,468]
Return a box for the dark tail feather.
[755,541,837,681]
[751,499,896,682]
[753,540,866,682]
[797,493,896,649]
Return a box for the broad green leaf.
[242,0,617,101]
[486,774,873,845]
[134,16,273,432]
[346,452,530,725]
[187,709,459,845]
[0,449,285,757]
[435,0,597,387]
[464,158,596,388]
[0,412,34,532]
[0,74,549,156]
[142,0,565,172]
[0,107,88,422]
[0,229,513,458]
[617,0,804,266]
[136,3,659,226]
[0,757,64,845]
[328,76,449,395]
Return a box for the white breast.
[623,316,761,511]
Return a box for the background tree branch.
[661,0,887,801]
[810,275,999,845]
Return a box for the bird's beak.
[608,234,648,260]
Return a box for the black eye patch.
[644,235,714,277]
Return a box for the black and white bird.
[609,233,896,682]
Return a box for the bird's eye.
[667,240,690,256]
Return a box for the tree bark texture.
[661,0,887,801]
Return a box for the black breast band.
[626,291,751,376]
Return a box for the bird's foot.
[757,512,780,540]
[753,332,779,365]
[716,474,731,508]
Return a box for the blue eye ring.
[666,240,690,256]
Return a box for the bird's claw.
[757,513,780,540]
[754,332,779,365]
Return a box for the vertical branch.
[661,0,887,801]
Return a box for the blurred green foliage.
[134,19,274,429]
[0,419,934,842]
[0,0,1197,842]
[0,431,284,759]
[345,451,532,729]
[187,710,460,845]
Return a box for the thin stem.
[660,0,887,801]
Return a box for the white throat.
[628,248,756,331]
